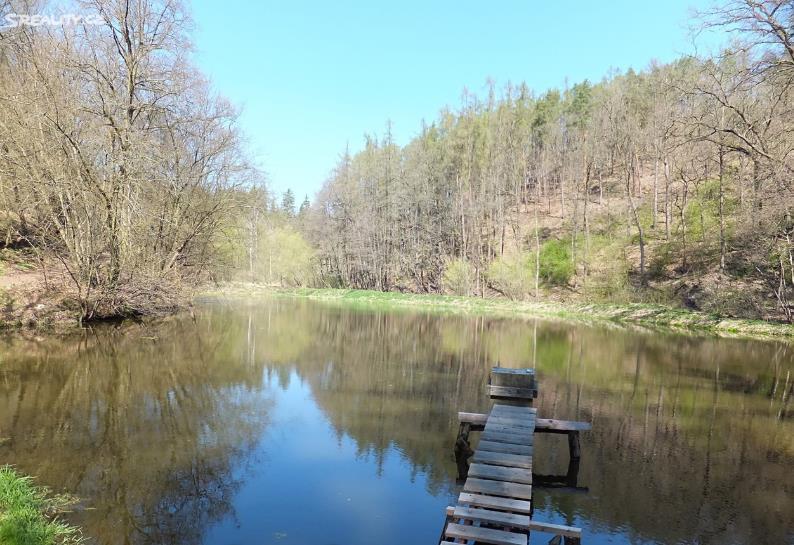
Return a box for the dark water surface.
[0,297,792,545]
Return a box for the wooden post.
[454,422,473,481]
[568,431,581,460]
[565,456,581,488]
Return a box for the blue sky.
[191,0,715,200]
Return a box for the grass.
[0,466,81,545]
[205,283,794,341]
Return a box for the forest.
[0,0,792,323]
[298,3,794,322]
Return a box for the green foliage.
[566,80,593,127]
[585,235,632,301]
[259,227,314,286]
[0,466,81,545]
[281,189,296,217]
[539,240,573,286]
[442,258,476,296]
[486,252,536,299]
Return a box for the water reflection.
[0,297,791,545]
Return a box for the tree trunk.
[627,162,646,284]
[718,144,726,271]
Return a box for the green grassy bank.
[0,466,81,545]
[206,284,794,341]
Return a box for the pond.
[0,297,792,545]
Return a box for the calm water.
[0,297,792,545]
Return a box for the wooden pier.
[440,368,588,545]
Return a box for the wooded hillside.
[0,0,792,324]
[296,1,794,321]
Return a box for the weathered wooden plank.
[485,420,535,431]
[535,418,592,433]
[490,412,535,420]
[460,411,590,433]
[453,506,531,529]
[481,430,534,445]
[472,450,533,469]
[445,522,527,545]
[486,416,536,428]
[492,404,538,415]
[458,411,489,426]
[492,367,536,375]
[489,385,537,399]
[484,423,535,436]
[458,492,532,514]
[464,478,533,500]
[491,367,537,391]
[527,520,582,538]
[478,440,533,456]
[468,463,533,484]
[491,404,538,416]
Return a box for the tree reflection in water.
[0,318,273,545]
[0,297,792,545]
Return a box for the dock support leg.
[564,431,582,487]
[565,456,581,487]
[454,423,473,481]
[568,431,581,461]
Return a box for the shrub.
[443,258,476,295]
[539,239,573,286]
[486,252,536,299]
[648,242,674,280]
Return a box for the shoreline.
[203,284,794,341]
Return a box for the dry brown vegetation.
[0,0,262,324]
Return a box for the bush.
[249,227,314,286]
[443,258,476,295]
[648,242,674,280]
[486,252,536,299]
[539,239,573,286]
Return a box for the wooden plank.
[491,368,537,391]
[458,411,489,426]
[491,367,535,375]
[458,492,532,514]
[481,430,534,445]
[445,522,527,545]
[468,463,532,484]
[464,478,533,500]
[489,385,537,399]
[492,404,538,414]
[453,506,531,529]
[535,418,592,433]
[478,440,533,456]
[485,421,535,432]
[484,423,535,435]
[491,408,537,417]
[527,520,582,538]
[486,416,536,429]
[472,450,533,469]
[489,413,535,423]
